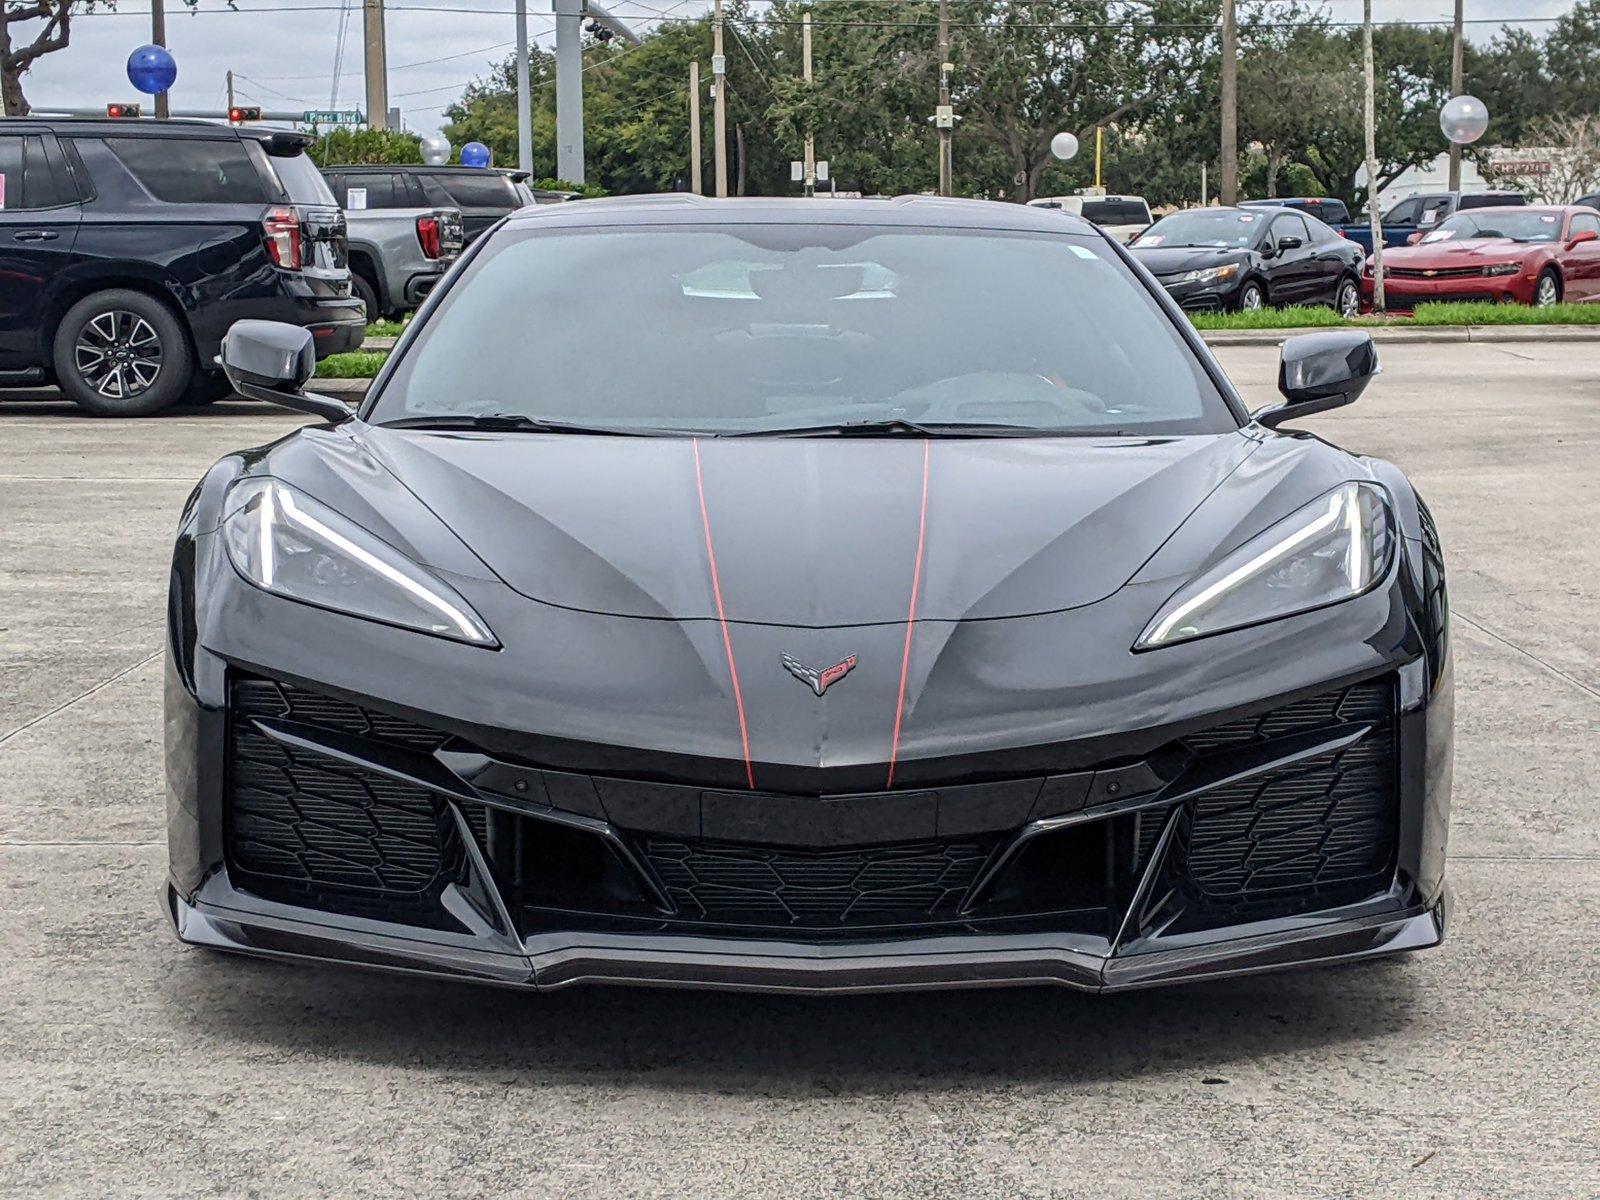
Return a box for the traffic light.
[228,105,262,124]
[105,102,142,118]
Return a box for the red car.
[1362,205,1600,308]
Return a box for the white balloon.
[420,134,452,166]
[1050,131,1080,161]
[1440,95,1489,146]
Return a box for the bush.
[308,128,424,167]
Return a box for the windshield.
[366,224,1234,437]
[1134,210,1261,249]
[1421,211,1565,243]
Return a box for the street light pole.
[515,0,532,175]
[363,0,389,130]
[1365,0,1385,313]
[151,0,169,119]
[1219,0,1237,205]
[802,11,814,196]
[937,0,952,196]
[712,0,728,197]
[1448,0,1465,191]
[689,60,702,194]
[554,0,584,183]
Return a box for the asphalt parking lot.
[2,340,1596,1198]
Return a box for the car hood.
[1385,237,1539,266]
[1129,245,1252,276]
[352,427,1259,627]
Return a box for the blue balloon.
[460,141,492,168]
[127,44,178,96]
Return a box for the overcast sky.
[14,0,1584,142]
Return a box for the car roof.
[325,163,530,181]
[502,193,1100,235]
[0,116,310,147]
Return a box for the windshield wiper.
[379,413,660,436]
[729,418,1128,438]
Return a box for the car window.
[1421,210,1565,243]
[1271,213,1310,242]
[1384,198,1421,226]
[1134,209,1262,249]
[103,136,266,204]
[261,150,337,206]
[1081,199,1149,225]
[371,225,1236,437]
[1303,213,1341,243]
[1570,212,1600,237]
[1459,193,1527,210]
[342,172,413,209]
[0,135,71,210]
[421,173,519,209]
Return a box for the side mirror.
[220,320,351,422]
[1566,229,1598,249]
[1254,331,1379,428]
[1276,235,1304,251]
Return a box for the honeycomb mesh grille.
[1182,677,1398,904]
[226,677,456,918]
[643,838,997,929]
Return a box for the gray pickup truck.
[321,172,464,321]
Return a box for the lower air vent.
[225,676,461,927]
[643,838,997,930]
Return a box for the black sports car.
[165,197,1451,994]
[1131,206,1366,316]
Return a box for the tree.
[1238,25,1356,197]
[2,1,84,115]
[307,128,423,167]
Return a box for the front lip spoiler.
[168,878,1448,996]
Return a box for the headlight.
[1180,263,1241,285]
[1135,482,1393,650]
[1481,262,1521,277]
[221,477,498,647]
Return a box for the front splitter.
[167,878,1448,996]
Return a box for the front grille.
[642,838,996,930]
[1178,676,1398,915]
[225,677,461,925]
[1386,266,1484,279]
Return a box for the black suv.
[321,165,566,244]
[0,118,364,416]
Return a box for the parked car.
[0,117,363,415]
[1028,193,1152,242]
[1336,190,1529,252]
[1363,205,1600,309]
[1575,192,1600,212]
[332,190,464,321]
[1130,205,1365,314]
[321,164,537,244]
[167,197,1452,995]
[1239,196,1352,225]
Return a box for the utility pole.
[937,0,952,196]
[555,0,584,182]
[712,0,728,197]
[1365,0,1385,312]
[363,0,389,130]
[226,70,234,111]
[151,0,169,119]
[689,61,702,194]
[1448,0,1465,191]
[516,0,532,175]
[1219,0,1237,204]
[802,11,815,196]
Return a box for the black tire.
[53,289,193,417]
[1534,268,1562,308]
[1334,275,1361,318]
[1235,280,1267,313]
[181,370,237,406]
[351,272,381,324]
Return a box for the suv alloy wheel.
[53,289,194,416]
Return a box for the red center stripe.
[691,438,756,790]
[886,439,931,789]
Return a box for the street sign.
[303,109,364,125]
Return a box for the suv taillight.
[262,205,303,270]
[416,215,443,260]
